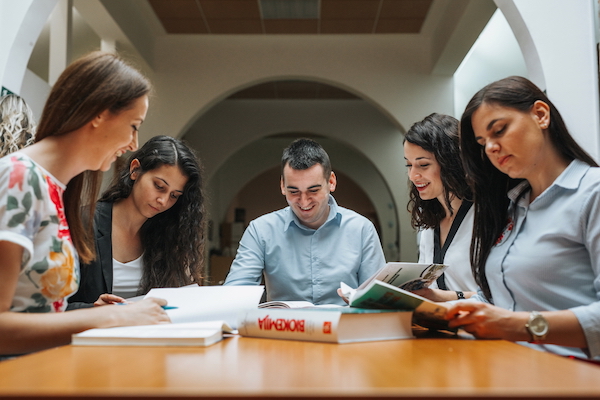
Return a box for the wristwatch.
[525,311,549,343]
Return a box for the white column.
[49,0,72,86]
[495,0,600,161]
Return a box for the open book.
[346,279,451,331]
[72,321,233,347]
[72,286,264,347]
[258,301,344,309]
[144,285,264,329]
[259,300,316,309]
[357,262,448,292]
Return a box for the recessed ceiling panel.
[149,0,433,34]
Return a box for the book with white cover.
[72,321,233,347]
[238,307,413,343]
[144,285,264,329]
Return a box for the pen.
[115,303,178,310]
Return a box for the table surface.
[1,331,600,399]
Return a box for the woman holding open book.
[68,135,206,308]
[446,76,600,360]
[0,51,170,357]
[403,113,478,301]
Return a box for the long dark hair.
[404,113,471,229]
[35,51,151,264]
[100,136,206,293]
[460,76,597,301]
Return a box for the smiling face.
[471,101,550,180]
[280,163,336,230]
[94,95,148,172]
[403,141,444,202]
[129,161,189,219]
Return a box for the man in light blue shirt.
[224,138,385,305]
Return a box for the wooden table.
[1,332,600,399]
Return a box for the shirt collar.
[552,158,590,190]
[507,159,590,204]
[284,194,341,232]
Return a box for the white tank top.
[112,254,143,299]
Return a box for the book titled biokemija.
[237,307,413,343]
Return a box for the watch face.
[530,314,549,335]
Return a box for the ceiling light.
[260,0,319,19]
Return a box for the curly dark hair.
[404,113,471,230]
[460,76,597,301]
[100,135,206,293]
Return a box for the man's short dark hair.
[281,138,332,179]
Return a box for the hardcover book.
[238,307,413,343]
[72,321,233,347]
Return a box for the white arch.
[495,0,600,160]
[206,135,400,262]
[1,0,57,94]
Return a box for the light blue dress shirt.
[224,195,386,305]
[471,159,600,359]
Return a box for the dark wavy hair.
[460,76,597,301]
[404,113,471,230]
[35,51,151,264]
[100,135,206,293]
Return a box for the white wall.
[495,0,600,160]
[454,9,528,117]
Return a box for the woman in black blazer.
[68,136,206,309]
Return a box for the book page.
[350,280,448,320]
[258,301,315,309]
[357,262,448,291]
[145,286,264,329]
[348,279,455,331]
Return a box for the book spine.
[238,309,341,343]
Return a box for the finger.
[446,301,486,318]
[103,294,127,304]
[146,296,168,307]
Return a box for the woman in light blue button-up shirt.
[446,76,600,360]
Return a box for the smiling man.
[224,138,385,305]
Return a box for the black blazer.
[67,202,114,310]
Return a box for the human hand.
[94,293,127,306]
[110,297,171,327]
[445,301,528,341]
[336,288,349,304]
[411,287,454,302]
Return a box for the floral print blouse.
[0,153,79,313]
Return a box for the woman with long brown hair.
[0,51,169,356]
[447,76,600,360]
